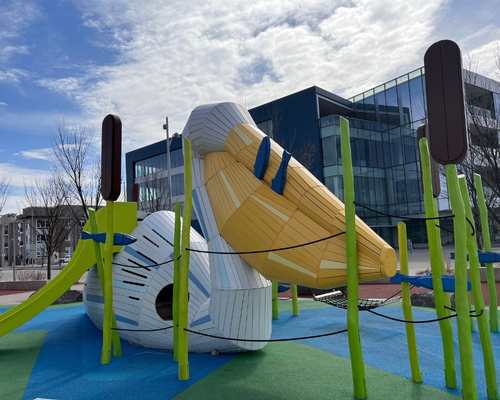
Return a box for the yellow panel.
[204,152,234,182]
[222,123,396,278]
[202,123,397,287]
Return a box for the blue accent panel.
[278,284,290,293]
[113,233,137,246]
[191,314,211,327]
[192,189,207,237]
[253,136,271,179]
[85,294,104,304]
[271,150,292,195]
[478,251,500,263]
[189,271,210,298]
[81,231,106,243]
[389,272,470,292]
[115,314,139,326]
[81,231,136,245]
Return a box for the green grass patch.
[176,342,457,400]
[0,330,47,400]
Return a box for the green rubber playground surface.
[177,342,457,400]
[0,330,47,400]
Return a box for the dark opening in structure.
[155,284,174,320]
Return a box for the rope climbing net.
[313,290,402,311]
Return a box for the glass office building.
[126,67,500,246]
[320,68,435,242]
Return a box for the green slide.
[0,202,137,338]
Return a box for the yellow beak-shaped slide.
[184,103,396,289]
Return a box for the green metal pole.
[340,116,367,400]
[272,281,279,320]
[397,222,422,383]
[445,164,477,400]
[89,208,122,360]
[172,202,181,362]
[433,197,453,309]
[473,174,498,333]
[291,284,299,316]
[101,200,115,365]
[418,138,456,388]
[178,138,193,381]
[458,176,497,400]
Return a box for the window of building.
[134,149,184,179]
[408,73,426,124]
[257,120,273,138]
[36,220,49,229]
[321,135,340,167]
[171,174,184,196]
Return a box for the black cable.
[354,202,454,221]
[184,327,348,342]
[381,286,404,305]
[112,256,181,269]
[465,217,475,236]
[186,231,346,255]
[112,326,174,332]
[366,308,457,324]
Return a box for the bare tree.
[25,177,72,279]
[459,65,500,240]
[53,124,102,220]
[0,179,9,214]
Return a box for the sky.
[0,0,499,214]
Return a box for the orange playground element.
[203,123,396,289]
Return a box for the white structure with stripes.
[84,103,273,352]
[84,211,257,352]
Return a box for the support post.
[418,138,456,388]
[291,284,299,316]
[178,138,193,381]
[272,281,279,320]
[445,164,477,399]
[172,202,182,361]
[473,174,498,333]
[458,176,497,400]
[340,116,367,400]
[397,222,422,383]
[89,208,121,360]
[101,200,115,365]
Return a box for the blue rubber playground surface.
[1,300,499,399]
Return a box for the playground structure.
[0,39,499,400]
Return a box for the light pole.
[163,116,173,211]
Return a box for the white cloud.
[0,101,7,107]
[0,68,27,83]
[1,194,28,215]
[0,163,51,188]
[55,0,450,151]
[17,147,54,161]
[467,38,500,81]
[0,1,40,63]
[37,77,84,93]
